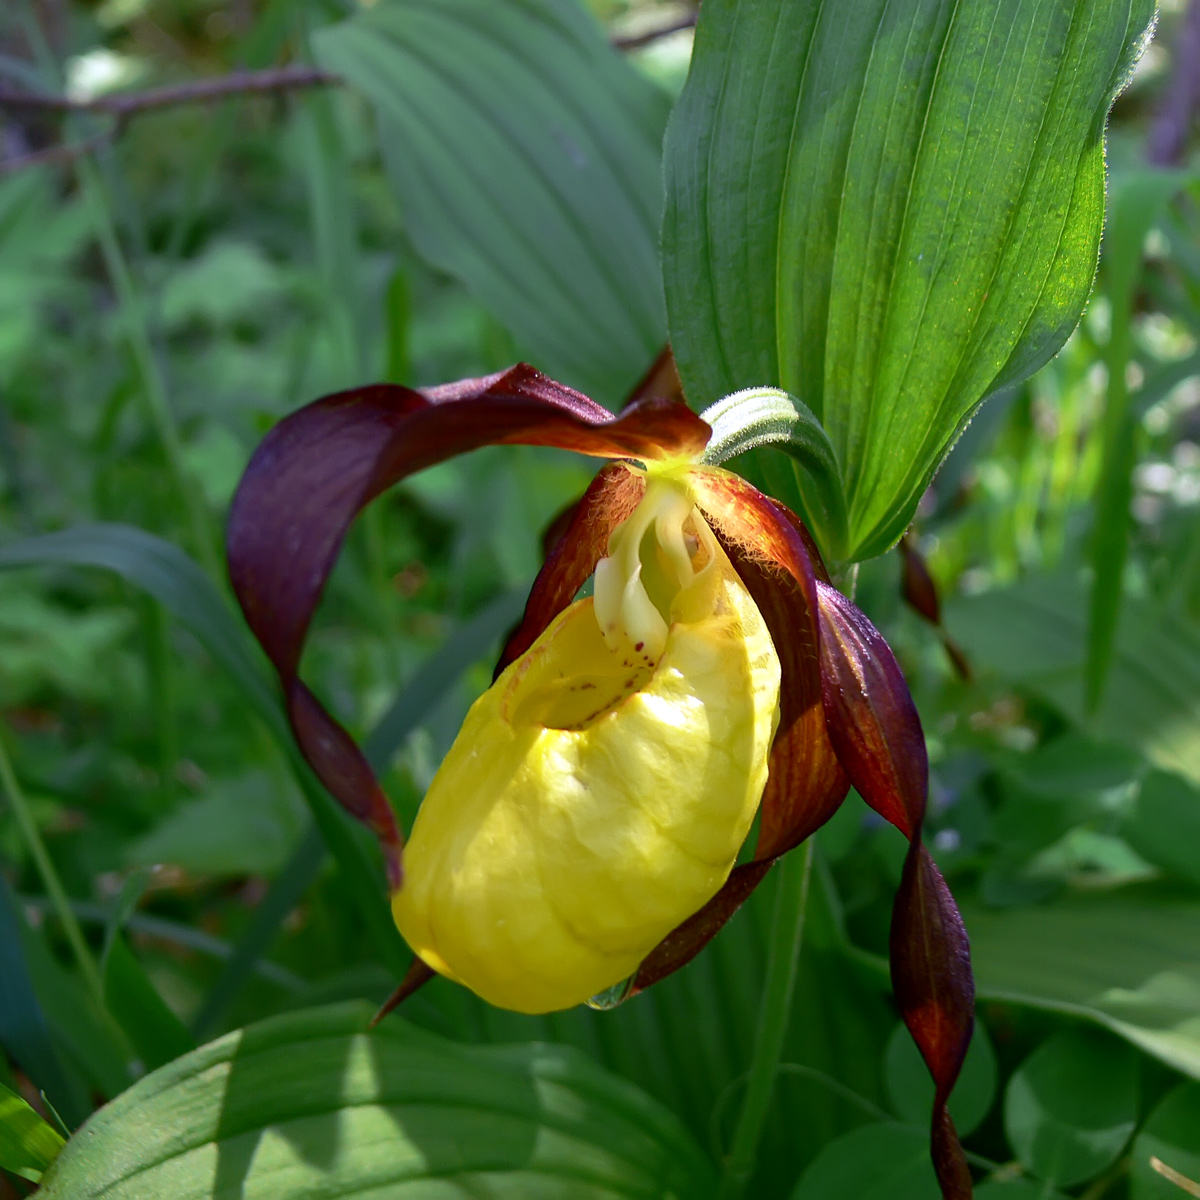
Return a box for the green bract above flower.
[227,353,976,1200]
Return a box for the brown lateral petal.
[819,578,974,1198]
[227,364,708,885]
[629,859,774,995]
[892,844,976,1200]
[369,956,437,1028]
[495,463,645,677]
[693,469,847,858]
[899,533,941,624]
[622,345,686,410]
[816,580,927,839]
[899,535,974,683]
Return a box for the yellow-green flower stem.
[719,840,815,1199]
[0,725,104,1004]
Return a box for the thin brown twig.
[0,12,697,174]
[0,65,341,119]
[0,130,111,174]
[611,11,698,51]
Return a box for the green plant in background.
[5,0,1200,1197]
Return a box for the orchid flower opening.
[226,357,977,1200]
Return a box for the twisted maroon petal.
[893,844,975,1199]
[227,364,709,887]
[815,581,927,837]
[629,472,848,992]
[817,580,974,1200]
[696,471,848,859]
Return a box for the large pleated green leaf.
[36,1002,715,1199]
[965,888,1200,1080]
[663,0,1155,560]
[315,0,670,407]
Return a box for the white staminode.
[593,473,718,663]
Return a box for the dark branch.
[611,12,697,51]
[0,65,341,120]
[0,132,111,174]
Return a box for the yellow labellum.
[392,473,781,1013]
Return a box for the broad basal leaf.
[315,0,671,406]
[36,1002,715,1199]
[664,0,1155,559]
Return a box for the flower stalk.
[719,840,814,1200]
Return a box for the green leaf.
[945,572,1200,786]
[664,0,1155,560]
[128,771,305,877]
[700,388,849,562]
[788,1122,935,1199]
[0,873,90,1127]
[1123,770,1200,891]
[0,1081,64,1183]
[93,866,196,1073]
[36,1002,716,1199]
[101,938,196,1074]
[975,1181,1068,1199]
[315,0,670,406]
[884,1018,997,1137]
[1004,1027,1137,1188]
[1131,1083,1200,1199]
[965,887,1200,1080]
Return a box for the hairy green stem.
[719,841,814,1199]
[0,729,104,1004]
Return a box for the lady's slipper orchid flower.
[227,357,975,1200]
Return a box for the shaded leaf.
[1123,770,1200,890]
[1004,1027,1138,1188]
[664,0,1155,559]
[789,1122,936,1200]
[101,938,196,1073]
[315,0,670,405]
[0,873,89,1128]
[37,1002,717,1199]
